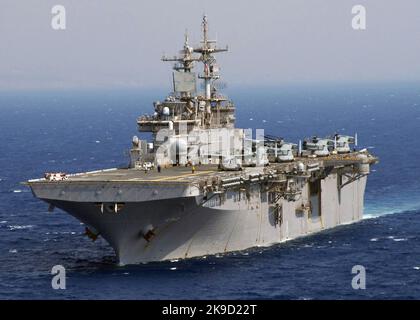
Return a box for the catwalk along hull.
[30,172,367,265]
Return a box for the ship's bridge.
[137,95,235,134]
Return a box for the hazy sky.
[1,0,420,90]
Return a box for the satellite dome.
[132,135,139,147]
[162,107,170,116]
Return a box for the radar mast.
[161,30,199,73]
[194,15,228,99]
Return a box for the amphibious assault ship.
[27,16,377,265]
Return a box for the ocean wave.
[8,225,34,231]
[11,189,30,194]
[369,236,408,242]
[392,238,408,242]
[363,204,420,220]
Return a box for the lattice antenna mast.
[161,30,200,72]
[194,15,228,99]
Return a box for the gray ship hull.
[33,172,366,265]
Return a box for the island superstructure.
[27,16,377,265]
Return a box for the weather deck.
[65,165,222,183]
[27,153,376,186]
[28,165,228,185]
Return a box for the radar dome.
[132,135,139,147]
[162,107,170,116]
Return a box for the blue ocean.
[0,84,419,299]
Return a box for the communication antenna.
[298,140,302,156]
[195,15,228,99]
